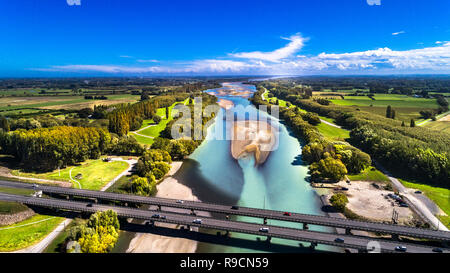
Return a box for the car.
[341,187,349,191]
[334,238,345,243]
[432,248,443,253]
[86,203,93,207]
[399,203,409,208]
[151,214,160,218]
[32,184,39,188]
[160,215,167,220]
[192,219,202,224]
[231,205,239,210]
[176,200,184,204]
[283,212,292,216]
[259,227,269,233]
[395,246,407,252]
[415,190,422,194]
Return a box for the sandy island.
[231,120,278,165]
[126,162,200,253]
[217,98,234,109]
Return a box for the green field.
[0,94,140,115]
[347,167,389,182]
[400,180,450,228]
[330,94,438,108]
[0,215,63,252]
[423,121,450,134]
[316,122,350,141]
[12,159,129,190]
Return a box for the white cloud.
[392,31,405,36]
[229,34,306,62]
[136,59,159,63]
[33,35,450,75]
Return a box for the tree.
[153,115,162,124]
[386,105,392,118]
[0,116,9,132]
[165,106,170,119]
[391,110,396,119]
[309,157,348,182]
[330,193,348,212]
[131,176,157,196]
[401,121,405,127]
[140,92,150,101]
[410,119,415,127]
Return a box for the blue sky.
[1,0,450,77]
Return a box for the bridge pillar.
[157,205,161,211]
[93,198,98,204]
[263,217,268,225]
[391,234,399,241]
[225,231,230,237]
[65,195,70,200]
[266,236,272,243]
[190,209,196,215]
[225,215,230,220]
[309,242,317,250]
[124,202,128,207]
[345,228,352,235]
[303,223,309,230]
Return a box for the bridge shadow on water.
[29,207,328,253]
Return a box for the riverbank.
[126,161,200,253]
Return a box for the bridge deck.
[0,192,447,253]
[0,179,449,242]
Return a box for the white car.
[192,219,202,224]
[176,200,184,204]
[259,227,269,233]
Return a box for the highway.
[0,192,447,253]
[1,179,449,242]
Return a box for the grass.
[329,94,439,122]
[348,167,389,182]
[400,180,450,228]
[0,215,63,252]
[130,98,189,145]
[43,220,79,253]
[424,120,450,134]
[316,122,350,141]
[12,159,129,190]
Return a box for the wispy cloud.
[119,55,133,58]
[229,34,306,62]
[392,31,406,36]
[136,59,159,63]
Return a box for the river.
[114,82,334,253]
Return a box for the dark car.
[283,212,292,216]
[160,215,167,220]
[231,205,239,210]
[432,248,443,253]
[86,203,93,207]
[151,214,160,218]
[334,238,345,243]
[399,203,409,208]
[341,187,349,191]
[415,190,422,194]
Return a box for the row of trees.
[251,90,371,182]
[262,85,449,186]
[108,93,190,136]
[0,126,110,171]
